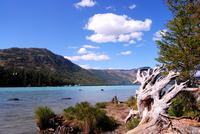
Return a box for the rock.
[8,98,20,101]
[111,96,119,104]
[61,97,72,100]
[101,89,104,91]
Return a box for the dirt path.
[103,102,130,134]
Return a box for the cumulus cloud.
[129,4,136,10]
[65,45,109,61]
[74,0,96,8]
[64,53,110,61]
[85,13,152,43]
[153,29,167,41]
[78,47,88,54]
[120,50,132,55]
[78,45,99,54]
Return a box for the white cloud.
[153,29,167,41]
[64,56,81,61]
[129,4,136,10]
[65,53,110,61]
[74,0,96,8]
[78,47,88,54]
[106,6,116,11]
[85,13,152,43]
[67,46,78,49]
[120,50,132,55]
[65,44,108,61]
[83,44,99,49]
[77,45,99,54]
[86,34,117,43]
[106,6,112,10]
[79,64,90,69]
[123,44,130,47]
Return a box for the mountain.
[0,48,139,86]
[89,69,137,85]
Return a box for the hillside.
[0,48,139,86]
[89,69,137,85]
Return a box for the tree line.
[0,67,75,87]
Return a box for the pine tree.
[156,0,200,85]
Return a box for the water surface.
[0,85,138,134]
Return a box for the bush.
[35,106,55,130]
[64,102,117,133]
[197,100,200,109]
[167,91,200,118]
[95,102,107,108]
[126,96,137,110]
[126,118,140,130]
[96,111,116,132]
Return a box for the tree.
[125,66,199,133]
[156,0,200,86]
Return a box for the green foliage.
[64,102,117,133]
[167,91,200,118]
[126,96,137,110]
[95,102,107,108]
[0,67,75,87]
[197,100,200,109]
[156,0,200,85]
[126,118,140,130]
[34,106,55,130]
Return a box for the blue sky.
[0,0,172,69]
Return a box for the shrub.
[95,102,107,108]
[95,110,116,132]
[126,118,140,130]
[64,102,117,133]
[167,91,200,118]
[35,106,55,130]
[126,96,137,110]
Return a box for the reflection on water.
[0,85,138,134]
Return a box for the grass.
[34,106,55,130]
[126,118,140,130]
[95,102,107,108]
[126,96,137,110]
[64,102,117,133]
[167,91,200,118]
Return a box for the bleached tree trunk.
[125,66,198,134]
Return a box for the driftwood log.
[125,66,200,134]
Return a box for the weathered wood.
[125,66,199,134]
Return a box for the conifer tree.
[156,0,200,85]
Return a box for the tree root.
[126,115,200,134]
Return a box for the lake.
[0,85,138,134]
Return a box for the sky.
[0,0,172,69]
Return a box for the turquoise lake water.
[0,85,138,134]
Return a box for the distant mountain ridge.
[0,48,147,86]
[88,69,137,85]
